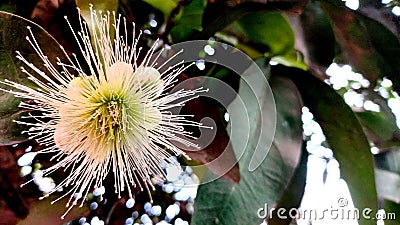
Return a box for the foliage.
[0,0,400,225]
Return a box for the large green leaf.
[357,110,395,139]
[356,91,399,149]
[214,11,295,62]
[358,14,400,92]
[0,12,67,145]
[216,13,295,59]
[237,11,294,56]
[192,66,303,225]
[271,49,307,70]
[298,2,335,67]
[279,65,378,225]
[169,0,206,43]
[198,2,306,40]
[267,143,308,225]
[142,0,178,19]
[286,1,335,75]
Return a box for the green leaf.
[285,1,335,75]
[197,2,305,41]
[356,91,400,149]
[267,143,308,225]
[358,14,400,92]
[143,0,178,19]
[170,0,206,43]
[192,65,303,225]
[271,49,307,70]
[214,31,264,59]
[214,11,296,60]
[0,11,68,144]
[197,3,263,40]
[357,111,397,145]
[280,65,378,225]
[299,2,335,67]
[237,11,294,56]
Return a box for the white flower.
[1,6,206,218]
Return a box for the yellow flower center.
[54,62,163,151]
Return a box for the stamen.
[1,6,209,219]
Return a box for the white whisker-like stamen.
[1,7,206,218]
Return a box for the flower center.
[94,99,124,139]
[54,62,163,150]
